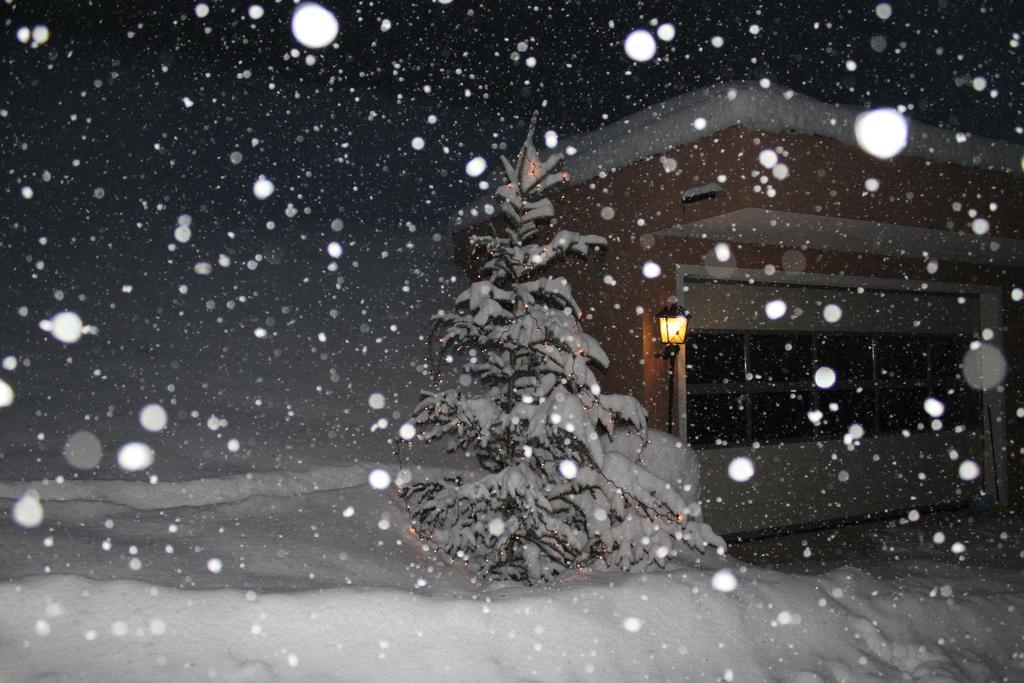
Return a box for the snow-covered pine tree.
[401,115,722,584]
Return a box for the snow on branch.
[402,116,723,584]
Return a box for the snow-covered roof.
[453,81,1024,230]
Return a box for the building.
[450,82,1024,538]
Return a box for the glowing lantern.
[656,304,690,346]
[655,303,690,435]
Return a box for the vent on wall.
[682,182,728,204]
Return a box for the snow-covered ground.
[3,184,1021,681]
[2,466,1022,681]
[5,1,1024,679]
[1,212,1022,680]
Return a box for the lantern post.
[655,304,690,435]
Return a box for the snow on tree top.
[453,81,1024,230]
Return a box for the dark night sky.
[3,0,1022,340]
[0,1,1022,479]
[4,1,1021,243]
[3,0,1022,303]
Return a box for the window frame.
[684,330,980,448]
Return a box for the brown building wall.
[454,126,1024,513]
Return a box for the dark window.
[749,334,812,383]
[936,385,983,430]
[751,391,815,442]
[686,325,980,448]
[686,393,748,446]
[878,388,929,432]
[877,336,928,380]
[929,337,965,379]
[818,388,876,436]
[817,334,874,384]
[686,333,745,384]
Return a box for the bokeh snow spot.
[207,558,223,574]
[558,460,579,480]
[923,397,945,418]
[487,518,506,536]
[117,442,154,472]
[174,225,192,244]
[822,303,843,323]
[843,423,866,446]
[64,430,103,469]
[368,393,386,410]
[139,404,168,432]
[854,108,908,159]
[465,156,487,177]
[961,343,1007,391]
[253,176,275,199]
[12,490,44,528]
[728,457,755,482]
[623,30,657,62]
[776,610,801,626]
[958,460,980,481]
[19,25,50,47]
[622,616,643,632]
[641,261,662,279]
[42,311,85,344]
[394,469,412,487]
[291,3,339,49]
[758,149,779,169]
[814,366,837,389]
[711,569,738,592]
[398,423,416,440]
[368,469,392,490]
[764,299,787,320]
[0,378,13,408]
[714,242,732,262]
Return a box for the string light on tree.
[399,114,723,584]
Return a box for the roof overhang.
[653,207,1024,268]
[451,81,1024,232]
